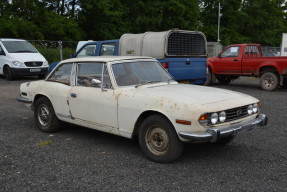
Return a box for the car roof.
[60,56,154,64]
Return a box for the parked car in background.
[206,44,287,90]
[17,56,267,163]
[0,38,49,80]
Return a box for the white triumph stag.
[17,56,267,163]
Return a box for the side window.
[48,63,73,85]
[221,46,239,57]
[77,62,103,87]
[76,45,96,58]
[100,43,115,56]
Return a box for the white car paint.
[19,56,262,139]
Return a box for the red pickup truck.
[206,44,287,91]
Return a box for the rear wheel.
[216,75,231,84]
[260,72,279,91]
[4,66,14,80]
[204,68,213,86]
[34,97,61,133]
[138,114,184,163]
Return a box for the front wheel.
[138,115,184,163]
[34,97,61,133]
[260,72,279,91]
[4,66,14,80]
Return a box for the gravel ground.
[0,76,287,192]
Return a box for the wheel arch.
[32,94,51,110]
[259,66,279,77]
[132,110,174,138]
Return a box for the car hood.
[7,52,46,62]
[130,83,257,107]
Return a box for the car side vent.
[167,32,206,56]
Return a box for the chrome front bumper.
[178,114,268,143]
[17,96,32,104]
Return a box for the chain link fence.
[29,40,78,64]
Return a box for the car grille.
[167,32,206,56]
[25,62,43,67]
[225,105,249,122]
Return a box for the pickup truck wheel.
[4,66,14,80]
[34,97,61,133]
[138,114,184,163]
[204,68,213,85]
[260,72,279,91]
[216,76,231,84]
[214,136,235,145]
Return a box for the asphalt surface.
[0,76,287,192]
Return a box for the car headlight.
[247,105,253,115]
[219,111,226,123]
[12,61,25,67]
[253,103,258,113]
[43,61,49,66]
[210,113,218,125]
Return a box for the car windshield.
[112,61,173,86]
[2,40,38,53]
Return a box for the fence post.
[59,40,63,60]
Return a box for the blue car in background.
[49,29,208,85]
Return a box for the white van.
[0,38,49,80]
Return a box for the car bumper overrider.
[17,96,32,104]
[178,114,268,143]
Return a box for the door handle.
[186,59,191,65]
[234,59,238,61]
[70,93,77,98]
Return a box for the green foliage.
[0,0,286,46]
[35,46,74,64]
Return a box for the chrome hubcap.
[264,76,274,88]
[145,127,169,155]
[38,105,50,126]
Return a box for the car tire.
[260,72,279,91]
[34,97,61,133]
[204,68,213,86]
[38,74,46,79]
[4,66,14,80]
[213,136,235,145]
[216,75,231,84]
[138,114,184,163]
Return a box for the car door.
[214,46,242,74]
[68,62,118,130]
[46,62,74,118]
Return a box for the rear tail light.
[162,62,169,69]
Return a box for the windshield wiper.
[135,80,161,88]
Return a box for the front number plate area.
[30,69,41,72]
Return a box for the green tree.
[241,0,287,46]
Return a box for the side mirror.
[218,54,221,58]
[91,79,101,87]
[0,50,5,56]
[70,53,76,58]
